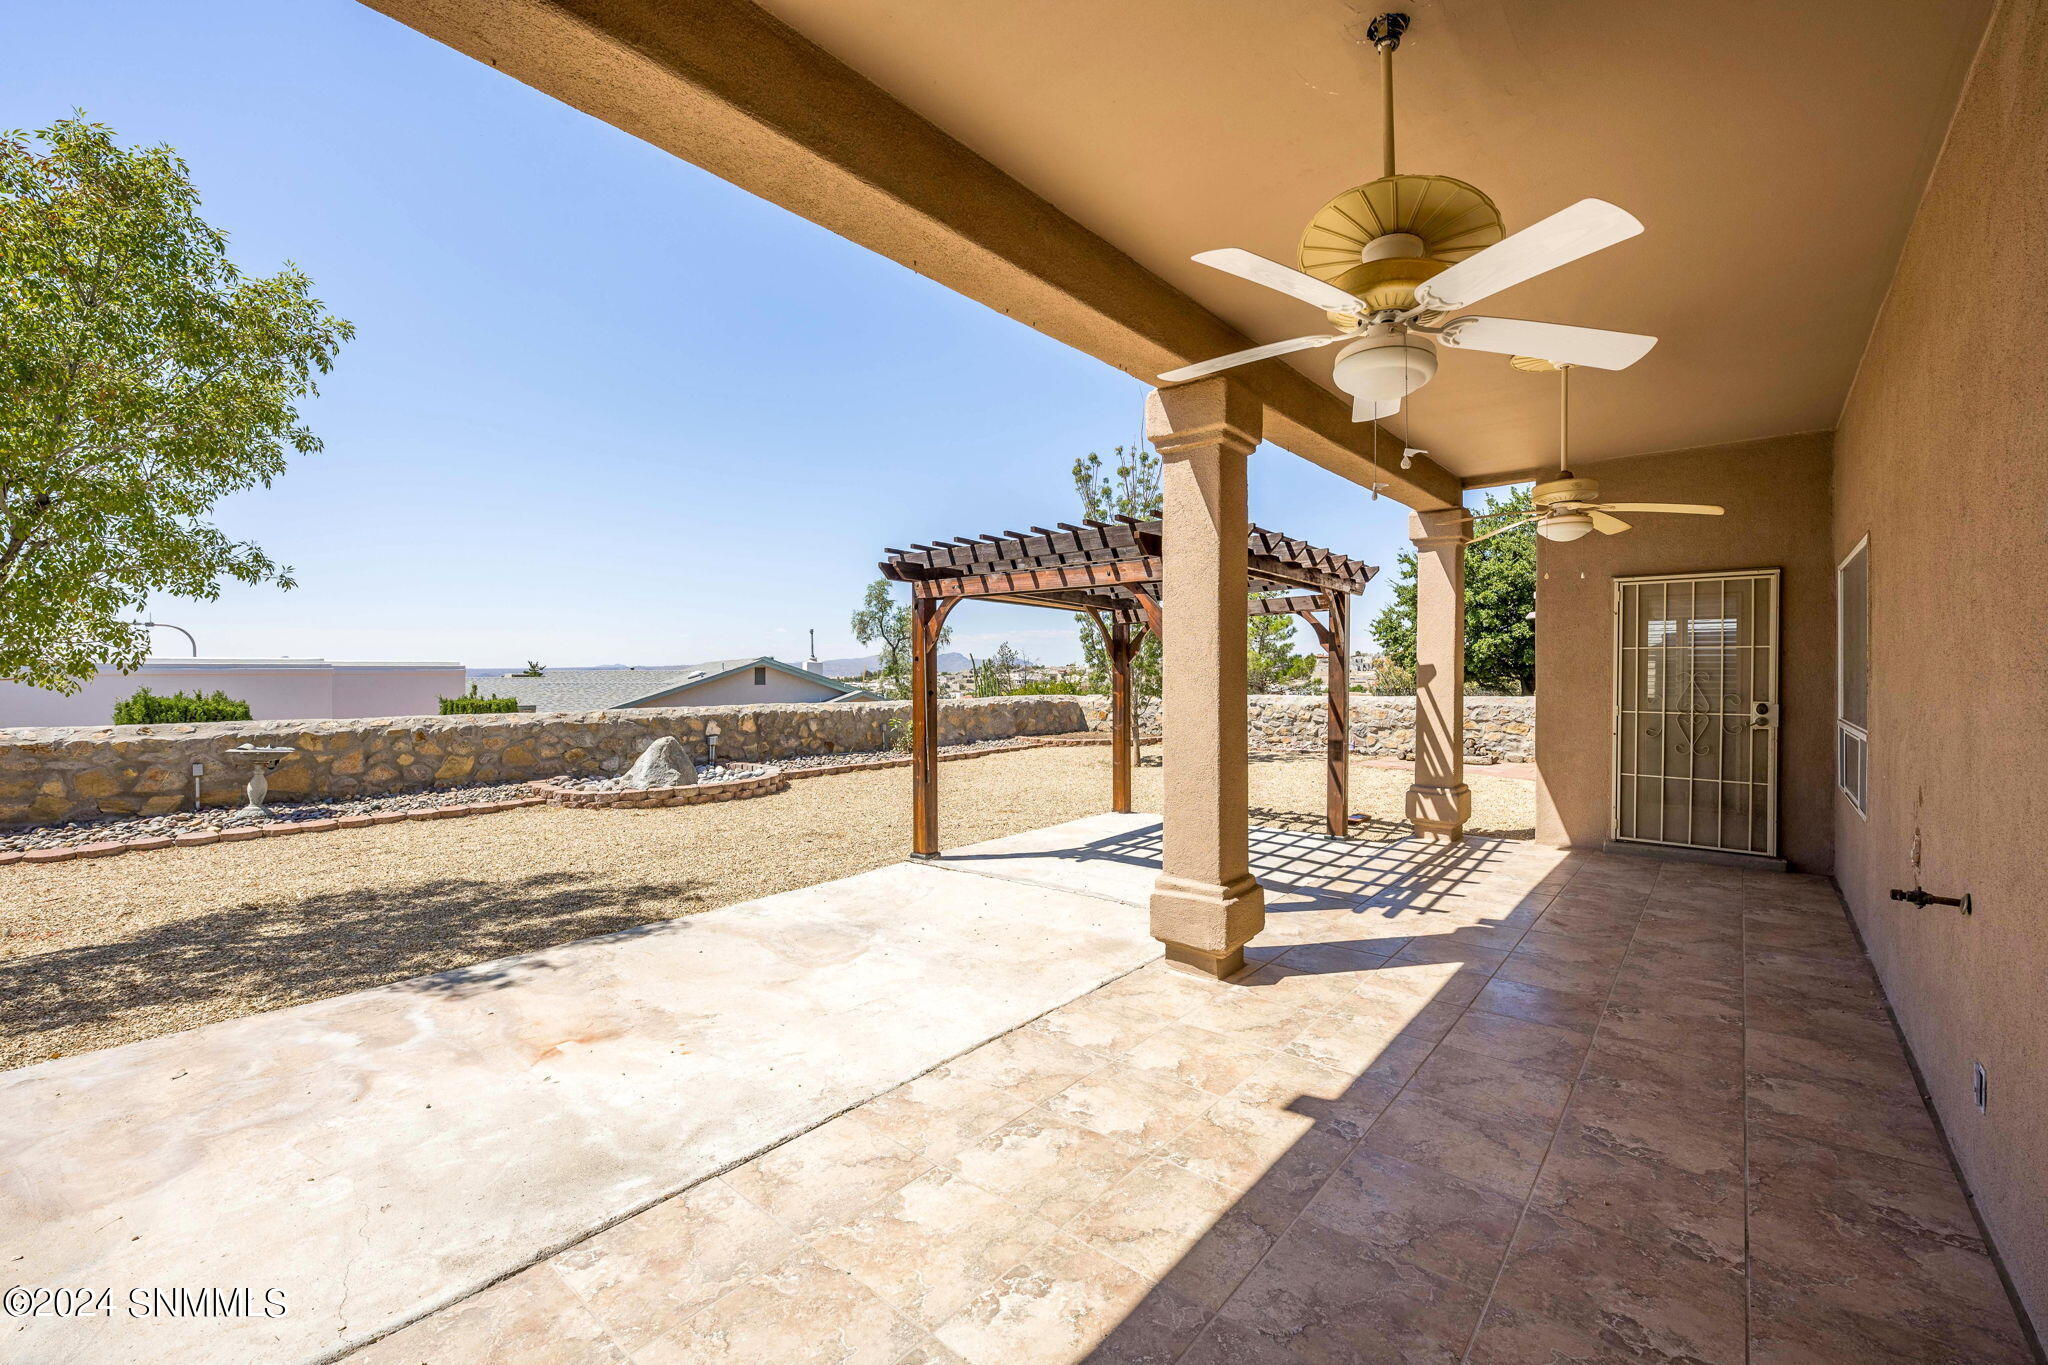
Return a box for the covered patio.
[43,0,2041,1354]
[7,816,2028,1362]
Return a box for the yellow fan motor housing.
[1299,174,1506,313]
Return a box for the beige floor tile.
[856,1070,1040,1162]
[1035,1061,1219,1148]
[1485,1206,1748,1365]
[804,1166,1062,1329]
[1357,1090,1557,1201]
[1033,991,1169,1054]
[1066,1155,1275,1311]
[1158,1091,1356,1199]
[1439,1009,1593,1078]
[1468,976,1605,1033]
[1301,1145,1522,1289]
[1174,983,1319,1050]
[721,1109,931,1235]
[1203,1216,1489,1363]
[929,1021,1106,1102]
[931,1233,1208,1365]
[1118,1021,1275,1096]
[1223,1050,1399,1141]
[551,1180,796,1353]
[1405,1042,1576,1124]
[942,1113,1147,1225]
[349,1264,629,1364]
[634,1250,924,1365]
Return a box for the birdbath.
[223,745,296,821]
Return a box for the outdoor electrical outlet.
[1974,1062,1989,1114]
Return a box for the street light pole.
[140,621,198,656]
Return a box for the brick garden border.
[0,732,1112,868]
[528,767,790,809]
[0,796,551,868]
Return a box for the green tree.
[971,641,1027,697]
[516,660,546,676]
[1369,486,1537,694]
[1070,441,1317,696]
[1248,614,1317,693]
[0,116,353,692]
[851,578,950,699]
[1073,445,1162,699]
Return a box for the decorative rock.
[615,737,696,791]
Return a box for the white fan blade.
[1353,393,1401,423]
[1438,316,1657,371]
[1598,503,1724,515]
[1587,509,1631,535]
[1157,332,1344,384]
[1193,248,1365,315]
[1414,199,1644,312]
[1469,517,1536,545]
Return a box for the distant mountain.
[818,653,973,678]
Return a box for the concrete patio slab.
[0,823,1164,1364]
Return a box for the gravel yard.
[0,747,1534,1071]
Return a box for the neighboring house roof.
[475,658,874,711]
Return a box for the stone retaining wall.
[0,697,1088,828]
[0,692,1533,829]
[1080,694,1534,764]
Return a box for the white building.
[0,658,467,728]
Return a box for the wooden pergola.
[880,517,1377,856]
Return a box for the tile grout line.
[1457,860,1661,1363]
[1168,852,1598,1364]
[1741,874,1755,1364]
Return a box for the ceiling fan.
[1158,12,1657,422]
[1470,362,1724,544]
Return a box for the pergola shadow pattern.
[352,822,2031,1363]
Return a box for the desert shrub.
[112,686,252,724]
[1007,679,1083,694]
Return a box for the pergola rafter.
[880,518,1377,856]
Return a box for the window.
[1837,538,1869,813]
[753,666,767,686]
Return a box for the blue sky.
[4,0,1463,669]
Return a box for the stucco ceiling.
[749,0,1990,478]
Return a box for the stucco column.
[1407,507,1473,841]
[1147,378,1263,978]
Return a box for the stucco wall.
[0,659,465,728]
[1533,432,1837,872]
[0,696,1087,827]
[1830,0,2048,1329]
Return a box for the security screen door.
[1613,570,1780,857]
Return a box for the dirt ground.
[0,748,1535,1071]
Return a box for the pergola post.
[909,595,954,858]
[1325,595,1350,837]
[1110,616,1135,814]
[1406,507,1473,841]
[1146,378,1263,979]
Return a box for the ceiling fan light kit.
[1159,10,1658,436]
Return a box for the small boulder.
[616,736,697,790]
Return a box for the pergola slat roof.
[880,516,1376,612]
[884,516,1374,855]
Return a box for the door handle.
[1749,702,1775,731]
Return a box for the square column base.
[1406,782,1472,843]
[1149,871,1264,980]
